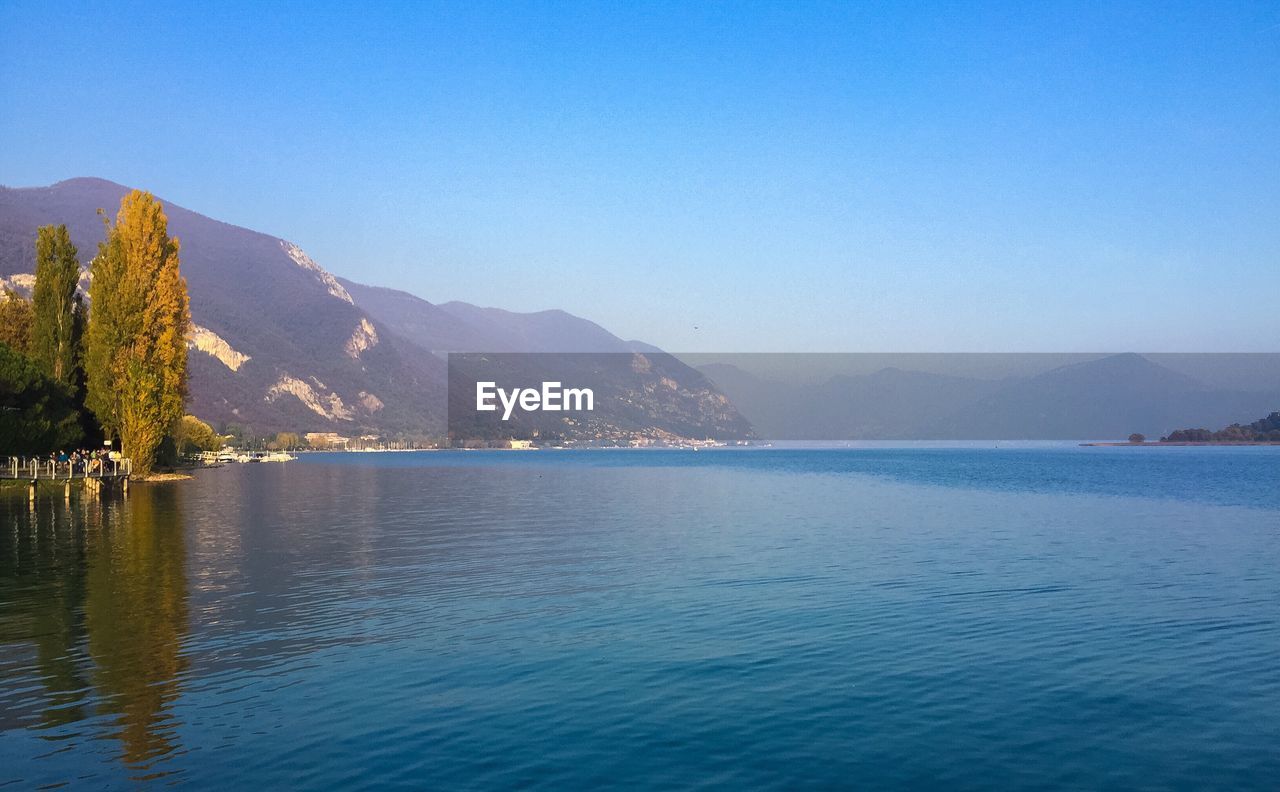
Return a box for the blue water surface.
[1,447,1277,789]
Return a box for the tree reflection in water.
[0,484,190,778]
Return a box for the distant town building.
[305,432,351,449]
[509,439,534,450]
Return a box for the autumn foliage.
[85,191,190,475]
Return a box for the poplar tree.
[31,224,82,386]
[85,191,190,475]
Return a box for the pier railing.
[3,456,132,481]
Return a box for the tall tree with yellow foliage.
[85,191,190,475]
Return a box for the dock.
[3,456,133,501]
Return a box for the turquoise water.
[1,447,1278,789]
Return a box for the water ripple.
[1,450,1278,789]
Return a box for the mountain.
[926,353,1280,440]
[338,278,641,354]
[1,178,449,435]
[448,353,755,447]
[700,363,1006,440]
[811,368,1006,439]
[339,279,755,445]
[700,354,1280,441]
[0,178,725,441]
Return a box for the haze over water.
[2,447,1278,789]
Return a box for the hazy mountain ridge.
[700,354,1280,440]
[337,278,641,355]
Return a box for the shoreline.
[1081,441,1280,447]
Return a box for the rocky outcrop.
[281,240,354,304]
[187,324,251,371]
[265,374,355,422]
[344,318,379,359]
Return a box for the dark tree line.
[0,226,93,455]
[1161,411,1280,443]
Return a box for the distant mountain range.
[4,179,1274,444]
[698,353,1280,440]
[0,178,702,440]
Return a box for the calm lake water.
[2,447,1278,789]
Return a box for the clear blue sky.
[2,1,1277,351]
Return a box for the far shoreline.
[1081,441,1280,447]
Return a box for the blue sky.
[2,1,1277,351]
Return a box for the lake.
[2,446,1278,789]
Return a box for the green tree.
[31,225,83,386]
[0,341,84,453]
[85,191,190,475]
[0,289,35,354]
